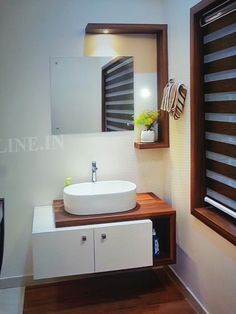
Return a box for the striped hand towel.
[160,82,187,120]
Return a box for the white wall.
[1,1,235,313]
[161,1,236,313]
[0,0,164,280]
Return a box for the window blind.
[203,8,236,219]
[102,57,134,132]
[200,0,236,27]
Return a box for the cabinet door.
[33,227,94,279]
[94,219,153,273]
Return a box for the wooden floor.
[23,268,197,314]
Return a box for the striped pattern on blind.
[102,57,134,132]
[203,9,236,219]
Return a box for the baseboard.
[0,274,84,288]
[0,275,32,289]
[166,266,209,314]
[0,266,154,289]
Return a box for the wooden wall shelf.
[85,23,169,149]
[134,141,169,149]
[53,193,176,266]
[85,23,167,34]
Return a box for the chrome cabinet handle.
[81,235,87,242]
[101,233,106,240]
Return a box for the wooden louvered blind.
[203,8,236,219]
[102,57,134,132]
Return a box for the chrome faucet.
[92,161,98,183]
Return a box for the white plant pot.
[141,130,155,143]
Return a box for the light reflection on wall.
[140,88,151,99]
[84,35,117,56]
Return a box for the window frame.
[190,0,236,246]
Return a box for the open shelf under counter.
[153,253,172,266]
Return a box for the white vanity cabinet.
[32,227,94,279]
[32,206,153,280]
[94,220,152,273]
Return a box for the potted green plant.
[134,110,159,142]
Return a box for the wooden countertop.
[53,193,175,228]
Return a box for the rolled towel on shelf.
[160,80,187,120]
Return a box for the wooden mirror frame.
[85,23,169,149]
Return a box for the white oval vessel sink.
[63,180,136,215]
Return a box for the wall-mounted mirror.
[50,33,158,135]
[51,56,134,134]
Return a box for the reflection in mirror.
[50,56,134,135]
[102,57,134,131]
[51,57,103,134]
[84,34,158,116]
[50,34,158,135]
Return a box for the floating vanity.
[32,193,176,280]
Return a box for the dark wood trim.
[86,23,169,148]
[134,142,169,149]
[135,26,169,148]
[170,214,176,264]
[190,1,206,212]
[54,193,175,227]
[85,23,168,34]
[157,26,169,146]
[192,207,236,246]
[190,0,236,246]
